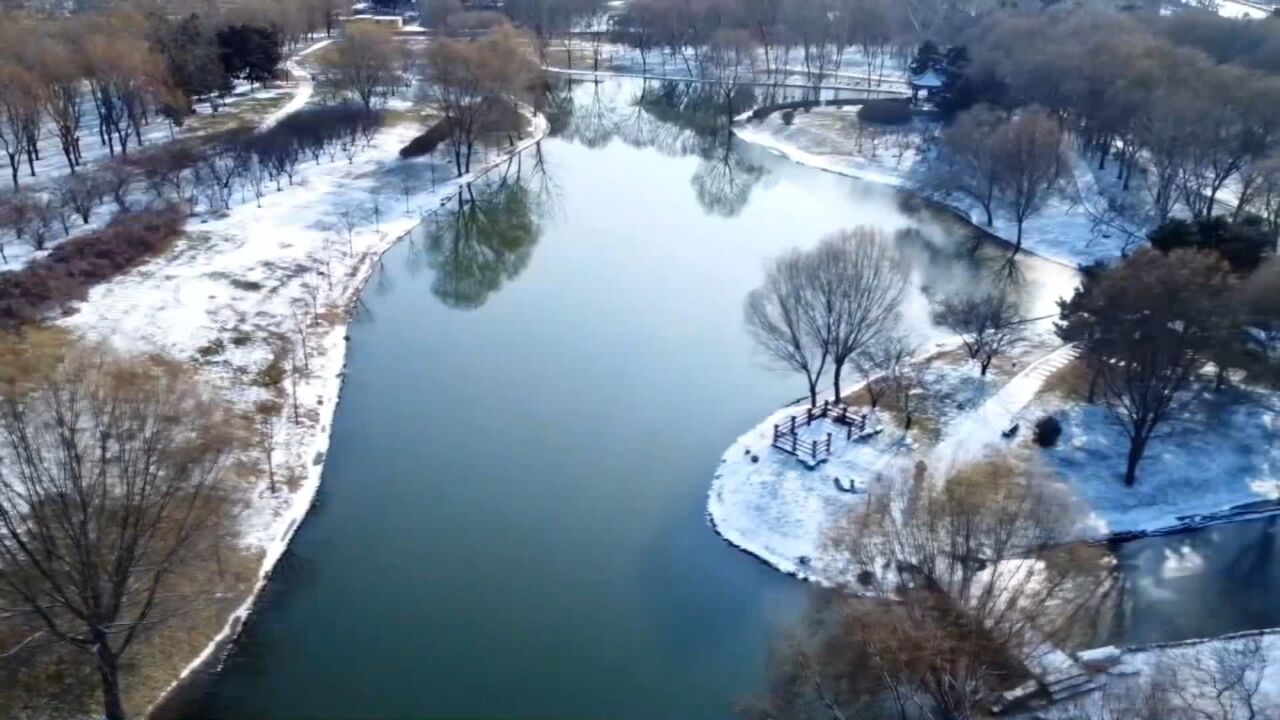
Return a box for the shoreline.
[731,111,1093,271]
[719,104,1280,551]
[144,116,551,718]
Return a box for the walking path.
[930,344,1080,474]
[259,38,335,131]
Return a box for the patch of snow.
[1031,630,1280,718]
[931,344,1078,474]
[1218,0,1274,19]
[1024,388,1280,538]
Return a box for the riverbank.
[42,68,550,713]
[732,104,1141,268]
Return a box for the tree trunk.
[1013,220,1024,255]
[833,365,844,401]
[1123,436,1146,487]
[93,633,127,720]
[807,378,819,407]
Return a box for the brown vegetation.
[0,205,185,328]
[0,347,247,720]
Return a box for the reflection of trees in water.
[422,158,545,309]
[547,78,769,218]
[691,134,763,218]
[892,210,1040,315]
[540,79,576,137]
[564,82,620,149]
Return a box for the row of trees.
[0,0,351,188]
[953,11,1280,233]
[611,0,964,85]
[0,104,384,266]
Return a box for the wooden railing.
[771,400,868,465]
[772,426,833,465]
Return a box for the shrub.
[781,109,796,126]
[858,99,912,126]
[0,206,186,328]
[399,118,455,158]
[1033,415,1062,448]
[1148,216,1272,273]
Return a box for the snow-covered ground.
[708,335,1066,586]
[1030,630,1280,718]
[1021,383,1280,538]
[733,106,1142,267]
[1217,0,1275,19]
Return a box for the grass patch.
[184,95,292,135]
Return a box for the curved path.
[259,38,335,131]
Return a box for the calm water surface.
[181,78,1072,718]
[1109,516,1280,646]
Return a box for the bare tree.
[746,249,830,407]
[56,172,106,225]
[332,207,365,256]
[813,228,909,399]
[704,29,757,114]
[1238,156,1280,242]
[1058,248,1235,486]
[854,330,914,411]
[923,105,1005,228]
[888,357,925,431]
[993,107,1062,255]
[0,350,236,720]
[0,65,41,189]
[422,26,539,175]
[321,25,402,111]
[934,285,1025,377]
[254,398,282,493]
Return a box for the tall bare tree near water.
[924,105,1005,228]
[993,107,1062,255]
[746,249,830,407]
[0,350,237,720]
[423,26,539,175]
[935,284,1025,377]
[814,228,908,400]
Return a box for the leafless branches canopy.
[746,227,908,405]
[0,349,237,720]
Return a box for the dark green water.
[180,79,1068,719]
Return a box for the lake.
[176,77,1075,718]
